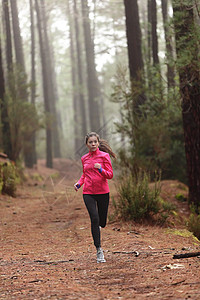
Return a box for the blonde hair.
[85,132,116,159]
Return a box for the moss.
[166,228,200,243]
[0,162,18,197]
[167,228,192,237]
[187,213,200,240]
[171,211,178,216]
[175,193,187,202]
[0,177,3,193]
[31,173,43,182]
[50,172,59,179]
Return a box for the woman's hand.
[74,182,80,191]
[94,163,101,170]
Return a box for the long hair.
[85,132,116,159]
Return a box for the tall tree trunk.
[2,0,12,158]
[73,0,87,137]
[10,0,34,167]
[151,0,159,65]
[40,0,61,158]
[3,0,13,71]
[149,0,163,97]
[81,0,101,132]
[67,0,80,151]
[35,0,53,168]
[147,0,152,64]
[161,0,175,89]
[172,0,200,207]
[124,0,144,106]
[28,0,37,165]
[0,36,12,158]
[10,0,25,69]
[147,0,152,91]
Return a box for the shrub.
[187,206,200,240]
[188,214,200,240]
[114,170,175,224]
[4,64,43,162]
[175,193,187,202]
[111,66,186,183]
[0,162,18,197]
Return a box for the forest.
[1,1,200,298]
[0,0,200,209]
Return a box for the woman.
[74,132,116,263]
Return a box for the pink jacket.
[77,148,113,194]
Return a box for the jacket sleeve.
[100,154,113,179]
[77,159,85,186]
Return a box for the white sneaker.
[97,247,106,263]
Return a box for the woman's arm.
[77,173,85,186]
[94,154,113,179]
[74,159,85,191]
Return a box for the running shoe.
[97,247,106,263]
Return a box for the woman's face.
[86,136,99,152]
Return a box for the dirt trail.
[0,159,200,299]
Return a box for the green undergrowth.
[187,206,200,240]
[112,170,176,225]
[0,162,19,197]
[175,193,187,202]
[166,228,200,244]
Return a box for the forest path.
[0,159,200,299]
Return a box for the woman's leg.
[96,193,109,228]
[83,194,101,248]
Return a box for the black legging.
[83,193,109,248]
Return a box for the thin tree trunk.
[81,0,101,132]
[2,0,12,158]
[150,0,163,97]
[40,0,61,158]
[29,0,37,165]
[147,0,152,64]
[151,0,159,65]
[67,0,80,150]
[10,0,35,167]
[10,0,25,69]
[147,0,152,91]
[124,0,144,107]
[124,0,143,80]
[172,0,200,207]
[0,36,12,158]
[3,0,13,71]
[35,0,53,168]
[161,0,175,89]
[73,0,87,137]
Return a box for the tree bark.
[35,0,53,168]
[1,0,12,158]
[124,0,143,81]
[173,252,200,259]
[161,0,175,89]
[0,36,12,158]
[10,0,25,69]
[2,0,13,71]
[148,0,163,97]
[40,0,61,158]
[151,0,159,65]
[147,0,152,64]
[73,0,87,137]
[28,0,37,165]
[172,0,200,207]
[10,0,35,167]
[67,0,80,151]
[81,0,101,132]
[124,0,144,107]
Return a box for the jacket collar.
[89,148,100,156]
